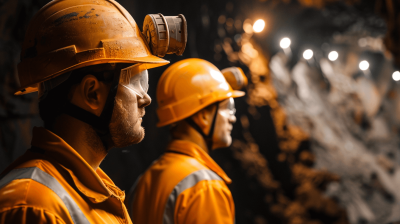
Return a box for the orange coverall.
[128,140,235,224]
[0,127,132,224]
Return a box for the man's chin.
[222,136,233,148]
[131,129,145,144]
[128,127,145,144]
[112,127,145,148]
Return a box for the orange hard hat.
[156,58,245,127]
[16,0,170,95]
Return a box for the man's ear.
[71,74,109,116]
[191,105,216,135]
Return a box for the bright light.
[280,37,291,49]
[328,51,338,61]
[359,60,369,71]
[303,49,313,60]
[393,71,400,81]
[253,19,265,33]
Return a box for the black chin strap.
[63,65,122,148]
[185,103,219,151]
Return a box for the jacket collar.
[31,127,124,203]
[166,140,232,184]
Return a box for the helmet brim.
[15,55,169,95]
[231,90,246,98]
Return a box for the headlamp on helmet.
[143,14,187,57]
[221,67,248,90]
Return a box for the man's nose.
[138,93,151,108]
[229,114,236,124]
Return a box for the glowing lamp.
[280,37,291,49]
[303,49,313,60]
[253,19,265,33]
[328,51,338,61]
[359,60,369,71]
[393,71,400,81]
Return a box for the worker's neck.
[171,121,210,154]
[51,114,109,170]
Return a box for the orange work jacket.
[127,140,235,224]
[0,127,132,224]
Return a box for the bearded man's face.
[109,82,151,148]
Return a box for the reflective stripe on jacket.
[128,140,235,224]
[0,167,89,224]
[0,127,132,224]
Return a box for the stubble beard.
[109,98,145,148]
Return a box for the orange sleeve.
[0,206,66,224]
[175,180,235,224]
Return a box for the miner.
[0,0,187,223]
[127,58,247,224]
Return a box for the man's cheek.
[119,85,139,103]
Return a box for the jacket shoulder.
[174,179,235,224]
[0,160,73,223]
[149,152,208,179]
[130,153,213,224]
[0,203,68,224]
[138,153,208,192]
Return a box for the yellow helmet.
[16,0,175,95]
[156,58,245,127]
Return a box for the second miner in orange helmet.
[127,58,247,224]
